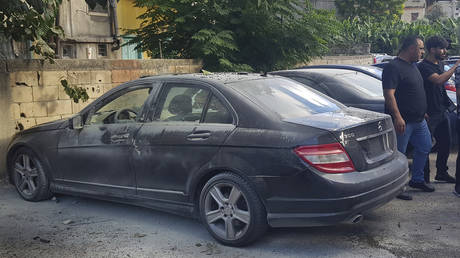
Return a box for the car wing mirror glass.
[70,115,83,130]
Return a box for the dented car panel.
[7,73,408,229]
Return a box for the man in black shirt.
[383,36,434,199]
[418,36,459,184]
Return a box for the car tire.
[10,148,52,202]
[199,172,267,246]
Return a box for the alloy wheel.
[204,182,251,241]
[14,154,40,197]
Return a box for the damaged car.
[6,73,409,246]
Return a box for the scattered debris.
[436,226,442,230]
[62,219,73,225]
[133,233,147,238]
[39,238,50,244]
[195,243,202,247]
[398,222,401,228]
[200,242,221,255]
[51,196,59,203]
[33,236,50,244]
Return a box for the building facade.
[402,0,427,22]
[57,0,121,59]
[56,0,149,60]
[310,0,336,10]
[427,0,460,19]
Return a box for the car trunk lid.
[284,107,396,171]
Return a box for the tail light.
[294,143,355,173]
[445,84,456,92]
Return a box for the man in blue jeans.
[383,35,434,201]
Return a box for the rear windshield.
[310,69,383,97]
[229,77,343,119]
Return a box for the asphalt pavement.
[1,153,459,258]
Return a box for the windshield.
[228,78,343,119]
[309,69,383,97]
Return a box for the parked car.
[299,64,383,80]
[271,67,385,113]
[372,53,395,64]
[289,65,458,148]
[6,73,409,246]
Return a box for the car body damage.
[6,73,408,246]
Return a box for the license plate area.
[356,129,394,164]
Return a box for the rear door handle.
[186,130,211,141]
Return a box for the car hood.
[20,118,68,134]
[283,107,389,131]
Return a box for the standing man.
[454,61,460,196]
[382,36,434,201]
[418,36,458,184]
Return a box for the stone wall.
[0,59,202,178]
[304,55,374,66]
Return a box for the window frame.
[84,83,156,126]
[151,82,236,125]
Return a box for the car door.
[55,83,156,197]
[132,82,236,202]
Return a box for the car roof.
[297,65,382,79]
[139,72,271,85]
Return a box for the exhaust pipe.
[346,214,364,224]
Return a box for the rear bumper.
[265,153,409,227]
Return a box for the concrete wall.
[306,55,374,66]
[0,59,202,178]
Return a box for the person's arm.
[383,89,405,134]
[457,90,460,107]
[427,59,460,85]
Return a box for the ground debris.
[200,242,221,255]
[33,236,50,243]
[133,233,147,238]
[63,219,73,225]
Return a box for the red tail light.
[445,84,456,92]
[294,143,355,173]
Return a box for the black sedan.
[271,67,385,113]
[6,73,408,246]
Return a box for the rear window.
[229,78,343,119]
[310,69,383,97]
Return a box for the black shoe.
[408,181,435,192]
[435,173,456,183]
[454,189,460,197]
[396,192,413,200]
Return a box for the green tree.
[0,0,88,102]
[334,0,405,21]
[128,0,339,72]
[0,0,63,60]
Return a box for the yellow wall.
[117,0,147,30]
[117,0,149,58]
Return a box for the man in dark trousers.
[418,35,459,184]
[383,35,434,201]
[454,61,460,196]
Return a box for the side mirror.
[69,115,83,130]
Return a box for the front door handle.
[110,133,130,143]
[186,130,211,141]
